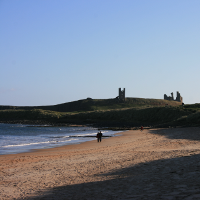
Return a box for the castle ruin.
[164,91,183,103]
[118,88,125,102]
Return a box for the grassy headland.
[0,98,199,128]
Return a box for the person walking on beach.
[140,126,143,131]
[96,131,103,142]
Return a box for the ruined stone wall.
[164,91,183,103]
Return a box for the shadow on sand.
[22,152,200,200]
[148,127,200,141]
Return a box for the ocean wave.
[49,135,70,138]
[2,138,80,148]
[2,141,53,147]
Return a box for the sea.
[0,123,122,155]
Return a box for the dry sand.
[1,127,200,199]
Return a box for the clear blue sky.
[0,0,200,106]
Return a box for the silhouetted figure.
[140,126,143,131]
[96,131,103,142]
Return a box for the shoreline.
[1,127,200,199]
[0,130,125,157]
[0,134,122,157]
[0,124,123,156]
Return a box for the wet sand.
[1,127,200,199]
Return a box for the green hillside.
[0,105,198,128]
[58,105,198,127]
[0,97,181,112]
[1,98,199,128]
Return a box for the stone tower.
[176,91,183,103]
[119,88,125,102]
[171,92,174,100]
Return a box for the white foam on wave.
[2,138,80,148]
[3,141,53,147]
[75,130,109,137]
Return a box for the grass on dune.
[0,99,199,127]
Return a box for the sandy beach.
[1,127,200,199]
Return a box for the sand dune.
[1,127,200,199]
